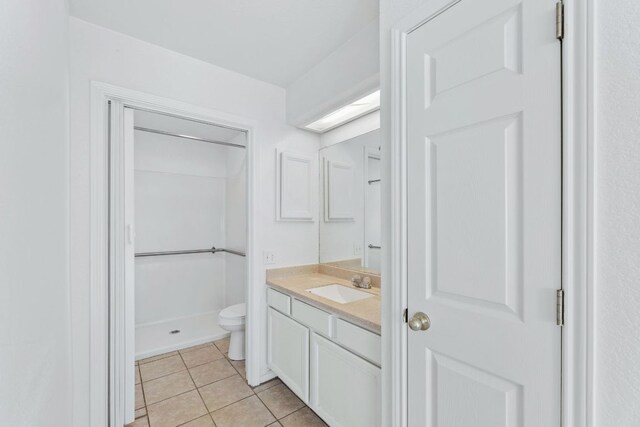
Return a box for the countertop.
[266,273,381,334]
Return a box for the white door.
[406,0,561,425]
[109,103,136,425]
[267,308,310,402]
[309,332,381,427]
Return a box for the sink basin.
[306,284,374,304]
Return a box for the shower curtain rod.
[135,246,246,258]
[134,126,246,149]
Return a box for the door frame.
[89,82,262,426]
[384,0,596,425]
[363,146,381,269]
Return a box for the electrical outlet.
[263,251,275,265]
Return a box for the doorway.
[89,83,260,427]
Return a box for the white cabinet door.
[406,0,561,425]
[309,332,381,427]
[267,308,309,402]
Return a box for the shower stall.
[131,109,247,359]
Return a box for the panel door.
[309,332,381,427]
[267,308,309,402]
[406,0,561,425]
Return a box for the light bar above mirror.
[304,90,380,133]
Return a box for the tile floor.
[128,337,327,427]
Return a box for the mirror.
[319,129,381,275]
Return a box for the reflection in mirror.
[319,129,381,275]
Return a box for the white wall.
[0,1,72,425]
[593,0,640,424]
[69,18,319,426]
[134,130,229,325]
[287,19,380,128]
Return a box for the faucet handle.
[362,277,372,288]
[351,275,362,286]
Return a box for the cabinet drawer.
[267,288,291,315]
[291,299,332,337]
[334,319,381,366]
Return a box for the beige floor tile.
[139,354,186,382]
[179,342,215,354]
[211,395,276,427]
[189,358,237,387]
[135,383,145,410]
[135,365,141,385]
[253,378,282,394]
[214,337,230,354]
[143,370,195,404]
[257,384,304,419]
[198,374,254,412]
[138,351,178,365]
[135,407,146,419]
[230,359,246,379]
[147,390,207,427]
[267,423,283,427]
[126,416,149,427]
[180,415,216,426]
[279,407,327,427]
[181,345,224,368]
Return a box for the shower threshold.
[135,311,229,360]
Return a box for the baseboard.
[259,370,277,385]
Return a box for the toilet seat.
[219,303,246,326]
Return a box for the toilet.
[218,302,246,360]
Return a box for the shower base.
[135,311,229,360]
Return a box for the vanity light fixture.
[304,90,380,133]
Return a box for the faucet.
[351,275,372,289]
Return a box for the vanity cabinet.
[310,332,381,427]
[267,287,381,426]
[267,308,309,402]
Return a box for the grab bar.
[135,246,246,257]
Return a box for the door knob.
[408,312,431,331]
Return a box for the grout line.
[138,351,180,365]
[136,342,234,426]
[181,350,227,370]
[254,388,285,423]
[179,350,211,422]
[208,393,257,414]
[137,367,148,418]
[178,342,217,355]
[256,383,310,422]
[252,378,281,393]
[229,360,245,379]
[280,406,306,422]
[145,387,199,409]
[141,349,221,383]
[207,394,273,420]
[141,366,188,384]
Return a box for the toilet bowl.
[218,302,246,360]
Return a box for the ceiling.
[69,0,378,88]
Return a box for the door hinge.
[403,308,408,323]
[556,1,564,40]
[556,289,565,326]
